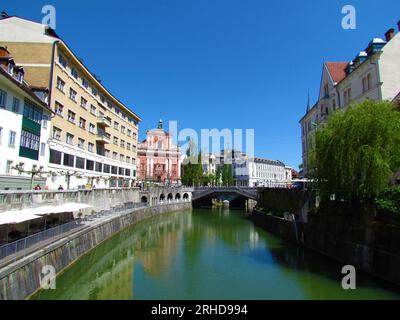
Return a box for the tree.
[310,100,400,201]
[222,164,234,186]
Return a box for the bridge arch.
[175,193,181,201]
[159,194,165,202]
[141,196,148,204]
[183,193,189,201]
[167,193,173,202]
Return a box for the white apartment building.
[234,157,292,188]
[0,47,52,190]
[300,21,400,177]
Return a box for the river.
[32,208,400,300]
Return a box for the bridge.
[192,187,259,208]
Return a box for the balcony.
[96,132,111,144]
[97,115,111,127]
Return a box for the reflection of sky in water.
[33,209,400,300]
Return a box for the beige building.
[0,15,141,189]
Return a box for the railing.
[0,219,83,263]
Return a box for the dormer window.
[7,63,13,75]
[17,71,24,83]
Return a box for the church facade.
[137,120,182,185]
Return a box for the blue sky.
[2,0,400,169]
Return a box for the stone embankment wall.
[252,188,400,287]
[0,201,191,300]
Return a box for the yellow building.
[0,15,141,189]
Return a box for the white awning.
[0,203,93,225]
[0,211,43,225]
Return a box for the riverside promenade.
[0,186,193,300]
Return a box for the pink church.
[137,120,182,184]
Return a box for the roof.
[0,66,53,113]
[325,62,348,83]
[254,157,285,167]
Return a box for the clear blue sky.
[3,0,400,169]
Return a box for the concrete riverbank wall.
[252,189,400,287]
[0,201,191,300]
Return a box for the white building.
[0,47,52,190]
[234,157,292,188]
[300,21,400,177]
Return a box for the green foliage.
[310,100,400,201]
[222,164,234,186]
[375,186,400,214]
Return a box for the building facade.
[0,47,53,190]
[137,120,182,185]
[300,21,400,177]
[0,16,141,189]
[234,157,292,188]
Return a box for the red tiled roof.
[325,62,348,83]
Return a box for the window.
[113,137,118,145]
[132,132,137,140]
[121,126,126,134]
[49,149,62,164]
[90,105,96,115]
[113,152,117,160]
[55,101,64,116]
[0,89,6,108]
[12,97,20,113]
[88,142,94,152]
[126,156,130,163]
[125,169,131,177]
[127,143,131,150]
[324,83,329,98]
[66,133,74,145]
[56,77,65,92]
[8,63,13,75]
[40,143,46,156]
[59,54,67,68]
[52,127,62,140]
[127,129,131,137]
[71,67,78,79]
[63,153,75,167]
[69,88,77,101]
[362,73,371,93]
[100,95,105,104]
[89,123,96,134]
[95,162,102,173]
[20,130,39,151]
[23,100,43,124]
[67,110,76,123]
[80,97,87,109]
[114,121,119,130]
[118,167,124,176]
[8,131,16,147]
[344,88,351,105]
[82,78,89,89]
[92,87,98,97]
[76,157,85,169]
[78,138,85,149]
[6,160,13,174]
[105,149,110,158]
[120,140,125,148]
[120,154,124,162]
[111,166,118,175]
[42,115,48,129]
[86,159,94,171]
[78,117,86,129]
[332,99,336,111]
[103,164,111,173]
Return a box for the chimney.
[385,28,395,42]
[0,46,10,58]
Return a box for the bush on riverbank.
[309,100,400,204]
[375,186,400,214]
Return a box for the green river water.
[32,208,400,300]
